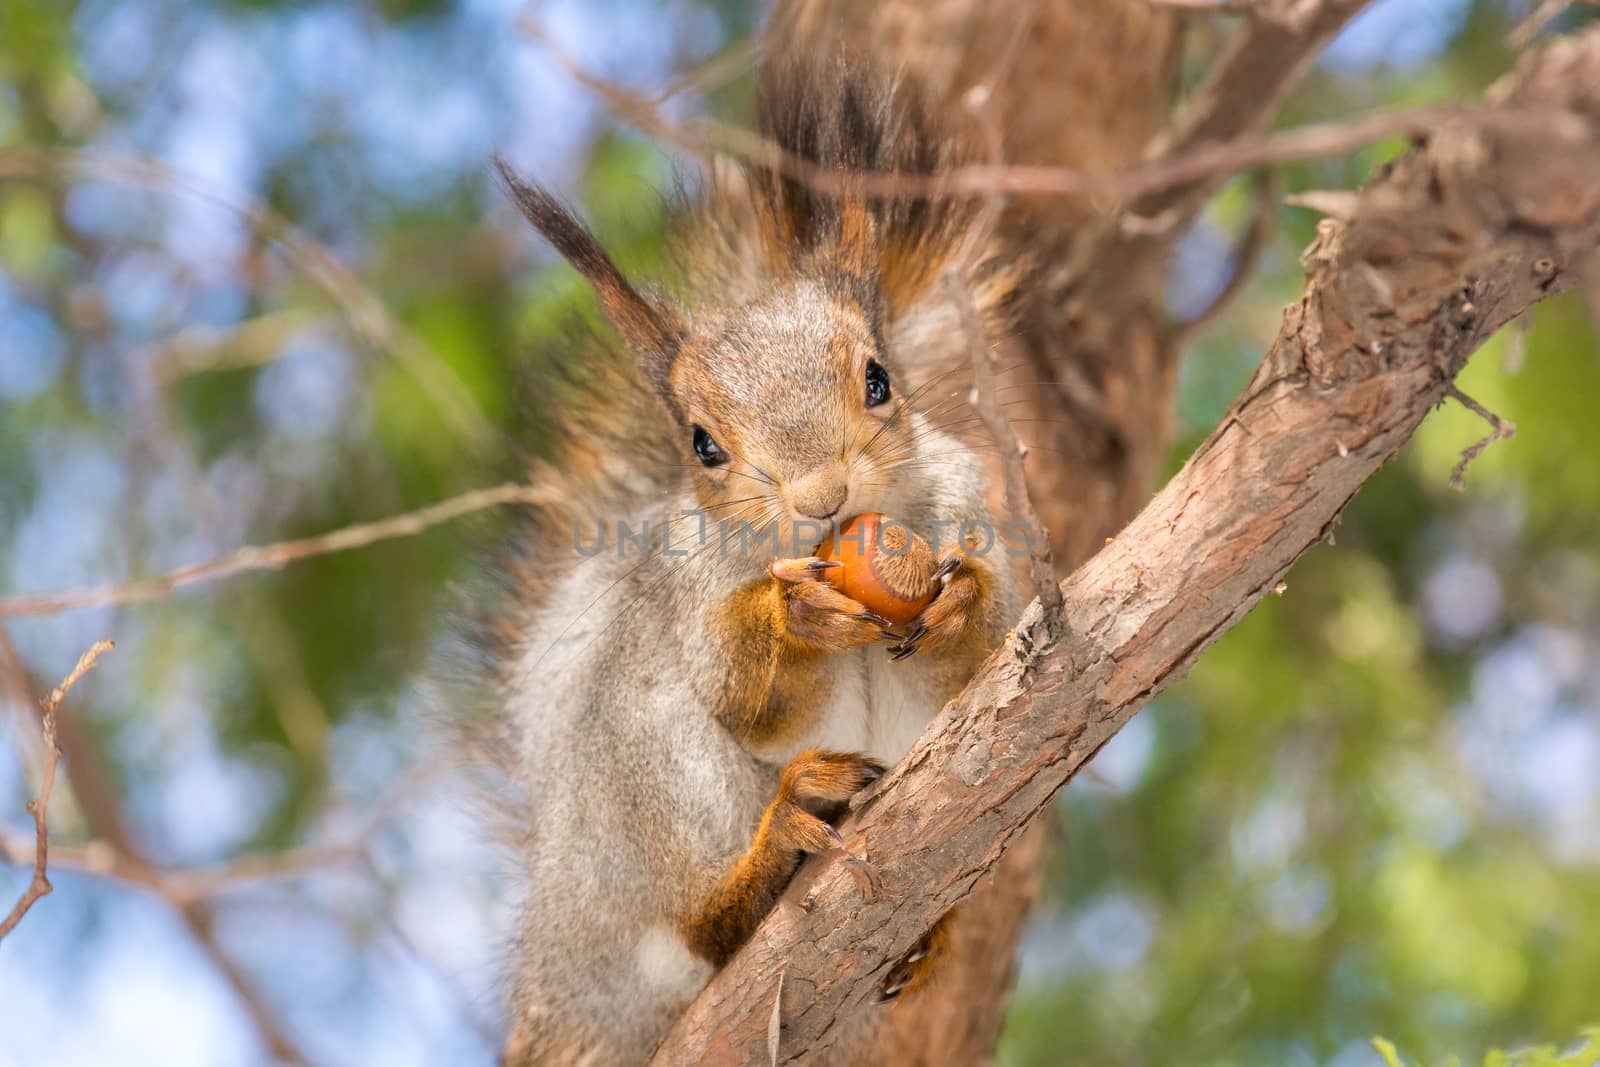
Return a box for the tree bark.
[768,3,1187,1059]
[754,2,1376,1062]
[768,4,1186,1059]
[653,24,1600,1066]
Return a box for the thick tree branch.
[653,27,1600,1065]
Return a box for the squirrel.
[465,55,1028,1065]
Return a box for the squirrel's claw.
[888,551,982,660]
[877,919,950,1003]
[771,556,837,584]
[885,621,928,660]
[774,559,893,652]
[773,750,883,856]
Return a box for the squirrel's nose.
[789,470,849,521]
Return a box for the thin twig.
[1508,0,1592,49]
[518,19,1587,206]
[953,0,1042,270]
[0,482,558,618]
[1172,169,1281,346]
[0,639,113,942]
[943,270,1062,621]
[1446,385,1517,490]
[647,35,765,106]
[147,308,327,382]
[0,833,352,904]
[1284,188,1360,219]
[0,632,316,1065]
[0,758,444,905]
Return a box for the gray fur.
[499,409,1011,1062]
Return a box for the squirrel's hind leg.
[879,909,957,1001]
[680,748,883,967]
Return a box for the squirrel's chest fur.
[797,643,943,762]
[495,402,1011,1065]
[503,435,1003,847]
[507,450,991,778]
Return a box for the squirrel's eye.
[865,359,891,408]
[692,425,726,467]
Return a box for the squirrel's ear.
[495,157,684,395]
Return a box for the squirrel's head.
[498,160,923,547]
[667,276,911,539]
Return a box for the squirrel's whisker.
[665,464,775,490]
[853,361,975,462]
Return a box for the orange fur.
[682,749,883,966]
[474,51,1022,1067]
[710,560,896,748]
[880,908,958,1001]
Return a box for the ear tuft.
[494,156,684,397]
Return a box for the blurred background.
[1,0,1598,1064]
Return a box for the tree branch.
[0,629,318,1065]
[518,10,1581,209]
[652,26,1600,1065]
[0,756,441,907]
[1130,0,1370,223]
[0,482,557,618]
[0,639,113,942]
[1172,168,1281,346]
[1445,385,1517,490]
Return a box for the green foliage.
[1374,1027,1600,1067]
[3,0,1599,1063]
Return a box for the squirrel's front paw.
[771,557,895,653]
[770,748,885,854]
[887,549,981,661]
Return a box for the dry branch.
[1446,385,1518,490]
[0,628,441,1062]
[653,27,1600,1064]
[1508,0,1595,49]
[0,639,113,942]
[1173,168,1281,345]
[0,631,316,1065]
[520,12,1584,209]
[0,756,441,906]
[0,482,557,618]
[945,270,1061,620]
